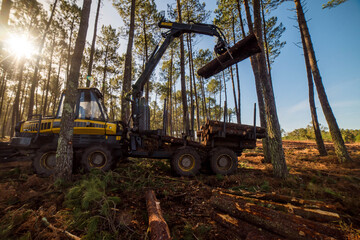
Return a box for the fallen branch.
[41,217,81,240]
[210,193,345,240]
[145,190,171,240]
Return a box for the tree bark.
[242,0,272,164]
[252,0,288,178]
[299,24,327,156]
[55,0,92,181]
[176,0,190,136]
[27,0,58,118]
[86,0,101,87]
[294,0,351,163]
[145,190,171,240]
[121,0,136,123]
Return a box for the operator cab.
[56,88,109,122]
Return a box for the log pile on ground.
[197,120,266,147]
[210,189,346,240]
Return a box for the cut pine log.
[212,212,284,240]
[214,190,340,222]
[145,190,171,240]
[210,194,345,240]
[197,34,261,79]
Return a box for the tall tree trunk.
[86,0,101,87]
[1,95,11,137]
[27,0,58,118]
[176,0,190,136]
[231,12,241,123]
[43,36,56,116]
[56,0,92,180]
[142,14,150,103]
[261,0,272,86]
[0,0,12,26]
[242,0,271,164]
[10,60,25,137]
[200,77,207,121]
[168,47,173,136]
[295,0,351,163]
[299,26,327,156]
[19,74,29,120]
[253,0,288,178]
[66,18,75,80]
[0,72,8,118]
[52,57,62,115]
[121,0,136,123]
[186,34,194,136]
[0,0,12,55]
[229,66,239,123]
[102,47,108,96]
[188,38,200,130]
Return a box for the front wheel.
[210,147,238,175]
[171,147,201,177]
[33,144,57,177]
[81,145,113,172]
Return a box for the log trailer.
[10,18,265,177]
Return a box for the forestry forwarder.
[10,16,265,177]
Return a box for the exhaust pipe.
[197,33,261,79]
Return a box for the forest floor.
[0,140,360,239]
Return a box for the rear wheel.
[210,147,238,175]
[81,145,113,172]
[33,144,57,177]
[171,147,201,177]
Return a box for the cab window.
[78,91,104,121]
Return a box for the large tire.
[33,144,57,177]
[171,147,201,177]
[81,145,113,172]
[210,147,238,175]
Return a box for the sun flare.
[6,33,36,59]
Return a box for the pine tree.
[55,0,92,180]
[27,0,58,119]
[86,0,102,87]
[295,0,351,163]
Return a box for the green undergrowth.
[62,158,177,239]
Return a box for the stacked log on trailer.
[211,189,347,240]
[197,120,266,147]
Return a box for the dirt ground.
[0,140,359,239]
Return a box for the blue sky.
[41,0,360,132]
